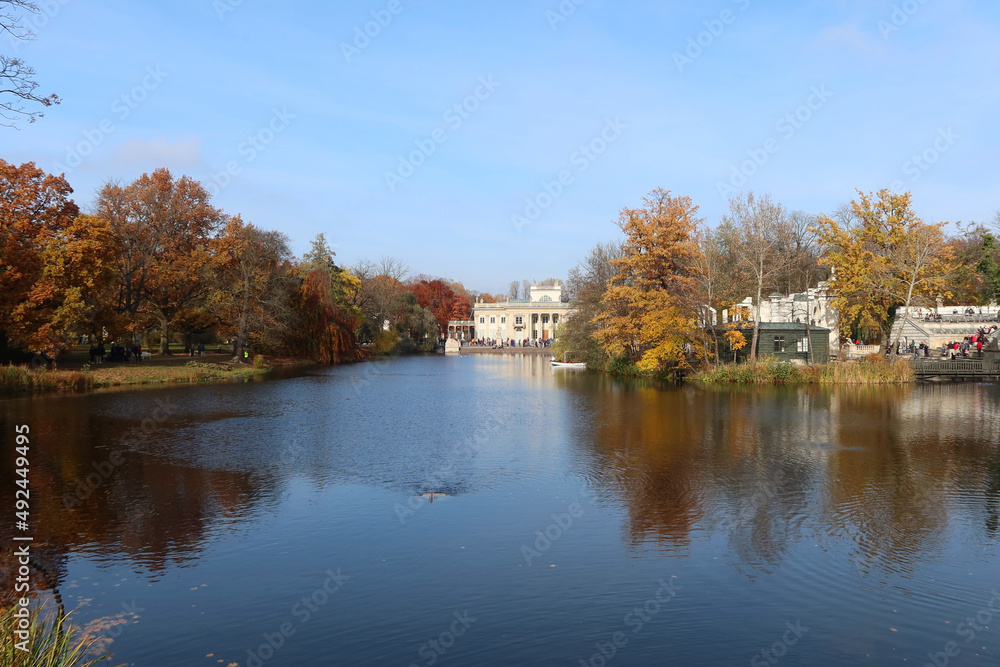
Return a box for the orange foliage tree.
[96,168,225,351]
[13,214,118,357]
[408,278,473,336]
[594,188,702,372]
[0,160,79,357]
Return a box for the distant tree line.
[0,161,476,363]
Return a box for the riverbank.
[0,348,317,395]
[0,359,271,394]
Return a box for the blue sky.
[3,0,999,293]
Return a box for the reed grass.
[818,354,915,384]
[692,357,810,385]
[692,354,915,385]
[0,361,269,394]
[0,603,111,666]
[0,365,94,392]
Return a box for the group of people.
[88,342,142,363]
[941,326,997,359]
[464,338,553,349]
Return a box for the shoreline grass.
[0,359,271,395]
[690,355,915,385]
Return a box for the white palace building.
[448,283,574,343]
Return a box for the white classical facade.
[449,283,574,342]
[731,281,840,349]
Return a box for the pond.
[2,354,999,666]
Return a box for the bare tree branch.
[1,1,59,127]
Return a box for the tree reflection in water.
[558,374,1000,580]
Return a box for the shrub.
[605,355,642,377]
[252,354,266,369]
[370,330,399,355]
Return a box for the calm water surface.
[2,354,1000,666]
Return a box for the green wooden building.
[714,322,832,363]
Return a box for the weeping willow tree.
[289,234,364,363]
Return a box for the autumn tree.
[884,219,954,354]
[718,192,793,359]
[290,234,363,362]
[0,160,78,357]
[96,169,225,351]
[593,188,702,372]
[11,214,118,358]
[351,256,409,337]
[690,226,739,365]
[816,189,950,346]
[553,239,622,367]
[408,278,471,336]
[210,216,296,361]
[947,223,1000,305]
[1,1,60,127]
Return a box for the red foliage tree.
[407,279,472,335]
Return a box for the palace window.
[501,317,506,324]
[479,317,485,324]
[490,317,495,324]
[539,295,552,302]
[552,314,558,323]
[773,337,786,353]
[515,316,523,325]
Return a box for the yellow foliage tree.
[816,189,953,347]
[593,188,702,372]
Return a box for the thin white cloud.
[110,136,205,169]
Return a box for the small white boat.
[551,356,587,369]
